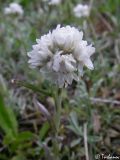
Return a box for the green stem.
[52,88,62,160]
[55,88,62,133]
[52,138,60,160]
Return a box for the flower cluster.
[4,3,24,16]
[48,0,61,5]
[73,4,90,18]
[28,25,95,87]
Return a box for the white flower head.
[73,4,90,18]
[4,3,24,16]
[49,0,61,5]
[28,25,95,88]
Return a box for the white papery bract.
[4,3,24,16]
[28,25,95,87]
[73,4,90,18]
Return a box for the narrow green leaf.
[4,131,34,151]
[16,131,34,142]
[39,121,50,141]
[0,94,18,138]
[70,138,81,148]
[12,79,51,95]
